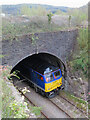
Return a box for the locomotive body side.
[29,68,45,91]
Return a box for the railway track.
[17,87,70,119]
[17,87,49,119]
[12,77,88,118]
[12,77,70,118]
[12,77,49,119]
[50,95,88,118]
[59,95,87,115]
[48,99,71,118]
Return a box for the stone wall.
[2,29,78,67]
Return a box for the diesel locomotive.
[11,59,64,98]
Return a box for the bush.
[71,28,88,77]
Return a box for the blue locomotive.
[11,59,63,98]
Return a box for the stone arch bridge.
[2,29,78,79]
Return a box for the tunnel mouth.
[11,52,67,79]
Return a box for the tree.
[47,12,53,24]
[20,5,48,17]
[68,15,71,27]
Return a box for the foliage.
[2,18,19,41]
[31,33,38,46]
[70,28,88,77]
[1,66,30,118]
[47,12,53,24]
[68,15,71,27]
[2,17,62,40]
[20,5,48,16]
[9,100,29,118]
[31,106,42,116]
[67,7,88,26]
[0,55,5,58]
[1,66,42,118]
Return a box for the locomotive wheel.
[41,90,45,97]
[57,90,60,95]
[46,91,56,99]
[30,82,34,88]
[35,86,38,93]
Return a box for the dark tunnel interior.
[11,53,67,79]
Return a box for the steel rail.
[12,76,49,119]
[12,76,86,119]
[48,99,71,118]
[16,86,50,120]
[59,95,88,118]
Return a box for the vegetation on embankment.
[68,27,88,79]
[1,66,29,118]
[64,28,89,115]
[0,66,41,118]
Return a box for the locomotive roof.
[24,58,59,75]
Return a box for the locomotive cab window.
[37,74,44,81]
[54,70,60,79]
[45,73,54,82]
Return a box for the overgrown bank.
[0,66,42,118]
[63,28,89,117]
[65,27,89,113]
[69,28,88,78]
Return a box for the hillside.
[2,3,88,16]
[2,4,69,15]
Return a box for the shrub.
[71,28,88,77]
